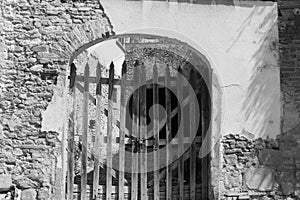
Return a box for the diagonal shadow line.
[226,6,261,52]
[75,82,191,139]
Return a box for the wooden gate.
[66,56,211,200]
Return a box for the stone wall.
[217,1,300,199]
[0,0,113,199]
[279,0,300,134]
[0,0,299,199]
[220,133,300,199]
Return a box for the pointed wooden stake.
[106,62,115,200]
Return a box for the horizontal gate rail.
[100,135,201,146]
[75,75,190,88]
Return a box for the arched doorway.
[66,34,213,200]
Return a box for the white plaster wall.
[100,0,280,140]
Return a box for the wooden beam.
[116,40,126,53]
[105,136,201,146]
[67,64,76,200]
[81,63,90,200]
[165,65,172,200]
[131,61,140,200]
[140,65,148,200]
[106,62,115,200]
[75,75,188,88]
[118,61,127,200]
[177,67,184,200]
[189,69,196,200]
[153,63,160,200]
[92,62,103,199]
[201,70,209,200]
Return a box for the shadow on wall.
[221,4,300,198]
[240,5,279,139]
[126,0,276,7]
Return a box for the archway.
[65,33,220,200]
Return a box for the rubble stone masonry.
[0,0,300,199]
[220,1,300,199]
[0,0,113,199]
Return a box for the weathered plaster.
[41,84,65,138]
[101,0,280,141]
[76,2,278,199]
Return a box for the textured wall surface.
[101,0,280,141]
[219,1,300,199]
[0,0,113,199]
[97,1,280,199]
[0,0,299,199]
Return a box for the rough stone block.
[0,174,12,192]
[258,149,283,167]
[29,65,43,72]
[31,45,48,52]
[280,181,295,196]
[15,176,38,189]
[244,167,275,191]
[295,189,300,197]
[295,171,300,180]
[224,154,238,166]
[279,134,297,150]
[238,195,250,199]
[293,150,300,161]
[21,189,37,200]
[278,169,296,182]
[225,173,242,188]
[37,188,49,200]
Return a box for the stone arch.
[48,19,114,65]
[66,32,223,199]
[41,15,115,136]
[67,32,223,146]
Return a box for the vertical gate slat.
[165,66,172,200]
[106,62,115,200]
[189,69,196,200]
[140,65,147,199]
[208,69,213,199]
[201,68,209,200]
[81,63,90,200]
[177,67,184,200]
[67,63,76,200]
[93,62,103,199]
[153,64,160,200]
[131,61,139,200]
[118,61,127,200]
